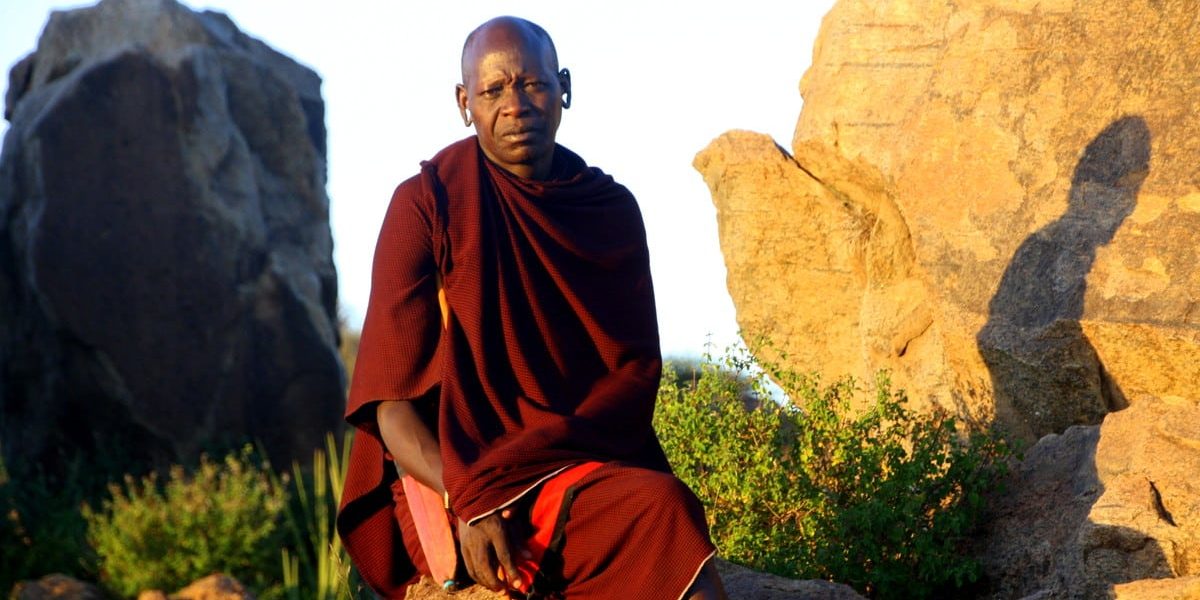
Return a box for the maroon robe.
[336,137,711,598]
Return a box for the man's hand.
[457,508,531,592]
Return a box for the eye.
[524,80,548,92]
[480,87,502,99]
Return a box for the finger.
[469,552,502,590]
[458,520,502,591]
[491,525,523,590]
[460,539,483,588]
[497,507,533,570]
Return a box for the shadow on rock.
[977,115,1150,442]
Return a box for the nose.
[499,86,531,117]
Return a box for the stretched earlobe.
[559,68,572,109]
[455,84,472,127]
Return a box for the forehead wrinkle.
[473,51,542,87]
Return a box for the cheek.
[468,106,494,131]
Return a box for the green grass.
[276,431,364,600]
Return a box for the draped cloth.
[337,137,706,597]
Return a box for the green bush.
[0,438,143,591]
[1,454,93,591]
[654,347,1011,599]
[82,445,287,598]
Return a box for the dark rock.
[0,0,342,472]
[715,559,866,599]
[976,425,1103,599]
[10,574,104,600]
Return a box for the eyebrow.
[478,72,540,89]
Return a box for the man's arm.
[377,400,444,494]
[378,398,526,591]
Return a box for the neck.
[482,146,555,180]
[512,153,554,180]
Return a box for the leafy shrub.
[82,445,287,598]
[654,347,1011,599]
[0,453,94,591]
[0,437,144,591]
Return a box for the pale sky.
[0,0,836,357]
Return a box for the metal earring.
[462,110,473,127]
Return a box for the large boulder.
[0,0,342,470]
[695,0,1200,442]
[978,398,1200,597]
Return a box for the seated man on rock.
[337,15,727,600]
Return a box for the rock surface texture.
[10,574,105,600]
[402,560,866,599]
[0,0,342,469]
[1112,575,1200,600]
[695,0,1200,443]
[10,573,255,600]
[714,559,866,600]
[979,398,1200,597]
[137,574,256,600]
[696,0,1200,597]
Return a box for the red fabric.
[549,463,716,600]
[511,461,604,594]
[388,461,717,600]
[336,137,677,598]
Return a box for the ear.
[558,68,572,109]
[455,84,472,127]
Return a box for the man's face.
[457,27,565,179]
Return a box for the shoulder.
[422,136,479,181]
[554,145,633,195]
[384,137,478,224]
[390,170,424,202]
[385,173,428,221]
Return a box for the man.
[337,16,727,599]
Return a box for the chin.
[501,146,549,166]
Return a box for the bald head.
[454,16,570,180]
[460,16,558,85]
